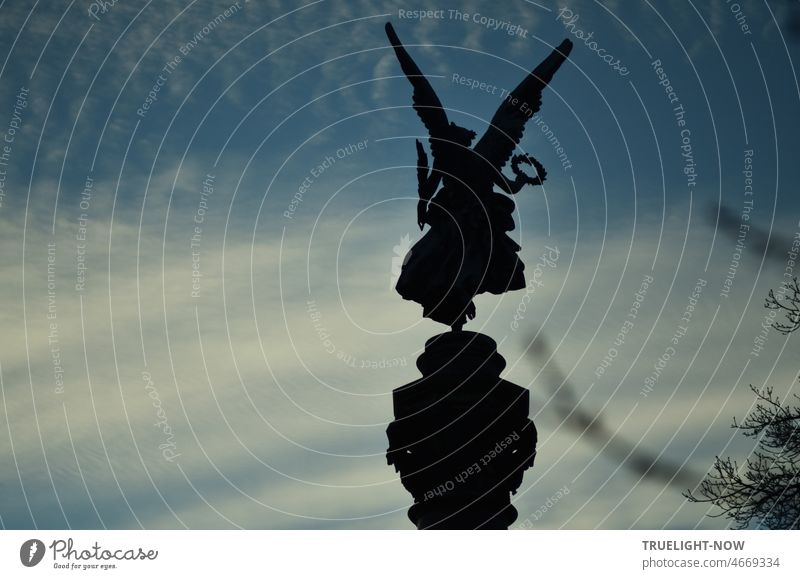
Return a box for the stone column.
[386,331,536,529]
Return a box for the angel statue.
[385,23,572,331]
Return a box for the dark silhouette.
[386,22,572,330]
[386,332,536,529]
[694,204,800,527]
[684,281,800,529]
[766,277,800,334]
[384,22,572,530]
[684,382,800,528]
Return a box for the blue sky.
[1,0,799,529]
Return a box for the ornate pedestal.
[386,331,536,529]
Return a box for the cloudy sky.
[1,0,799,530]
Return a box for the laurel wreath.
[511,154,547,185]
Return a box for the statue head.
[447,122,477,147]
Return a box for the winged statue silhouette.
[386,22,572,330]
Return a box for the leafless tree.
[684,280,800,529]
[765,277,800,335]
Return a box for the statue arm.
[494,172,527,195]
[417,140,441,196]
[416,140,441,229]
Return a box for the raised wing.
[385,23,450,160]
[473,39,572,171]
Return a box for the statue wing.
[473,39,572,171]
[385,23,450,161]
